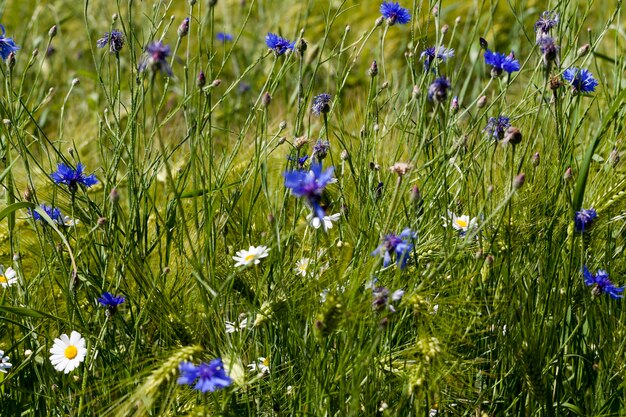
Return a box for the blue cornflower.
[563,68,598,94]
[96,30,125,53]
[51,162,98,192]
[484,49,520,77]
[427,76,451,103]
[535,11,559,36]
[216,32,234,42]
[583,266,624,299]
[177,361,198,385]
[178,358,232,393]
[30,204,63,225]
[574,208,597,233]
[420,46,454,71]
[371,228,416,269]
[538,36,559,64]
[138,41,173,76]
[312,139,330,161]
[265,33,295,56]
[484,115,511,140]
[0,25,19,60]
[284,162,335,222]
[311,93,332,116]
[97,292,125,307]
[380,2,411,25]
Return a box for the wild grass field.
[0,0,625,415]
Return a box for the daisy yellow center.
[64,345,78,359]
[262,357,270,367]
[455,219,468,228]
[244,254,255,262]
[0,275,6,283]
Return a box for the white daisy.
[443,211,477,234]
[0,266,17,288]
[295,258,311,277]
[0,350,12,373]
[49,331,87,373]
[225,317,248,333]
[232,246,270,267]
[307,212,340,230]
[247,357,270,375]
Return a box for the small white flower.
[295,258,311,277]
[0,266,17,288]
[63,216,79,227]
[247,357,270,375]
[0,350,12,373]
[49,331,87,373]
[307,212,340,230]
[443,211,477,233]
[232,246,270,267]
[225,317,248,333]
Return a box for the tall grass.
[0,0,625,415]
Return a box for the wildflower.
[311,93,332,116]
[380,1,411,26]
[484,49,520,77]
[372,287,405,312]
[574,208,597,233]
[538,36,559,64]
[312,139,330,161]
[420,46,454,71]
[233,245,270,267]
[390,162,413,177]
[248,357,270,375]
[451,96,459,113]
[563,68,598,94]
[96,30,125,53]
[177,18,190,38]
[265,33,295,56]
[51,162,98,192]
[138,41,173,76]
[97,292,125,308]
[288,154,309,168]
[225,317,248,333]
[284,162,336,222]
[177,358,232,393]
[0,25,19,60]
[216,32,233,42]
[371,228,416,269]
[583,266,624,299]
[49,331,87,373]
[63,216,79,227]
[0,265,17,288]
[368,60,378,77]
[427,76,451,103]
[444,211,477,235]
[307,212,341,230]
[30,204,64,225]
[484,115,511,140]
[295,258,311,277]
[534,11,559,39]
[0,350,11,373]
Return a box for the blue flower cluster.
[380,2,411,25]
[0,25,19,60]
[371,228,416,269]
[178,358,232,393]
[284,162,335,223]
[583,266,624,299]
